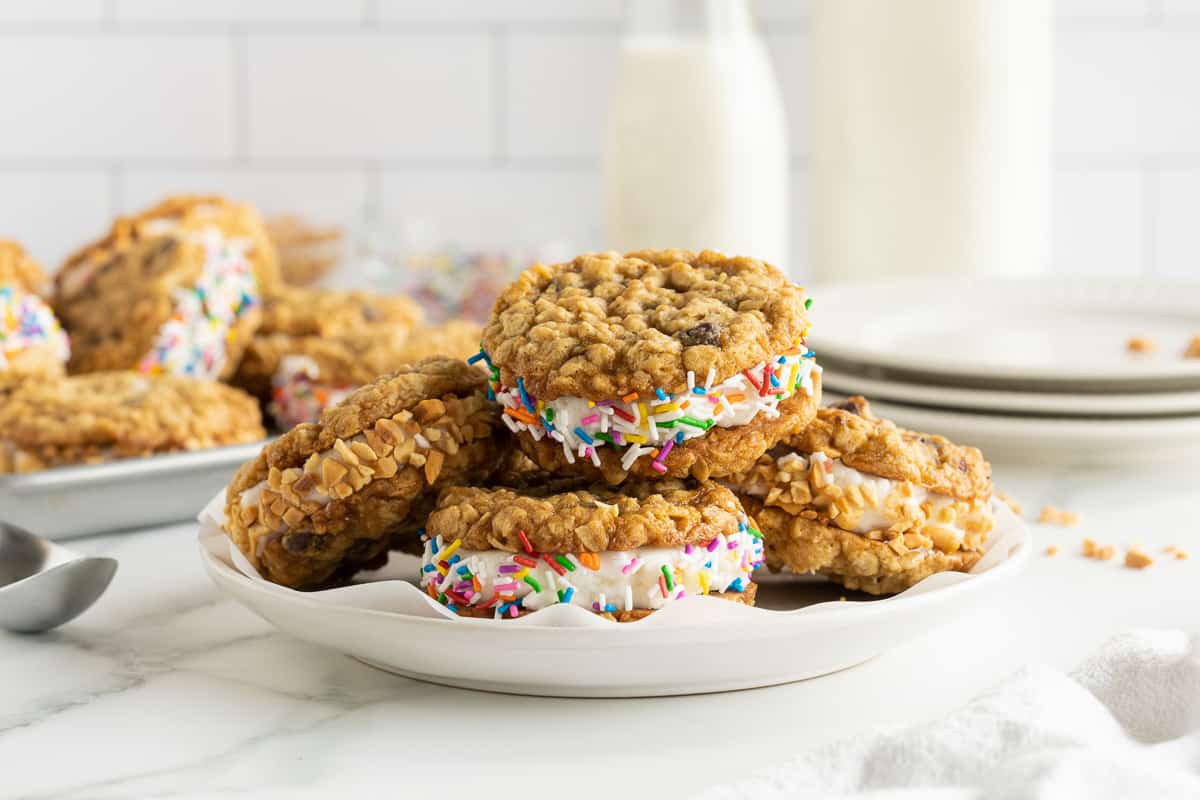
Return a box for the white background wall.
[0,0,1196,281]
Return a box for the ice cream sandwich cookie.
[420,480,762,620]
[223,357,504,590]
[479,249,820,483]
[727,397,994,595]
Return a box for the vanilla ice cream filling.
[420,523,763,616]
[489,349,818,471]
[756,451,992,551]
[138,227,259,379]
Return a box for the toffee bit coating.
[482,249,810,401]
[777,396,992,501]
[0,373,265,473]
[748,499,985,596]
[223,357,505,590]
[425,480,748,554]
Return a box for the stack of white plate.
[807,277,1200,467]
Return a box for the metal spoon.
[0,521,118,633]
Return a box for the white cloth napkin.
[701,630,1200,799]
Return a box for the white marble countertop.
[3,462,1196,799]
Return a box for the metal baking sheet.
[0,441,269,541]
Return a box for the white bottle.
[605,0,791,271]
[811,0,1052,281]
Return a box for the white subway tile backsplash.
[246,33,492,158]
[0,1,105,23]
[0,35,234,159]
[0,0,1197,278]
[1053,168,1145,274]
[379,0,621,22]
[1056,0,1151,19]
[1153,168,1200,278]
[116,0,366,24]
[379,167,603,252]
[1056,30,1200,156]
[119,169,372,229]
[0,172,112,270]
[1161,0,1200,18]
[505,32,618,160]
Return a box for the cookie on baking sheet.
[256,285,422,340]
[0,372,265,474]
[57,194,280,296]
[223,357,505,590]
[232,294,479,427]
[479,249,819,483]
[53,229,262,379]
[420,480,762,620]
[0,240,69,381]
[724,396,995,595]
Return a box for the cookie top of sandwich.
[482,249,809,401]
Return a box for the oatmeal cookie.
[53,231,262,379]
[257,285,422,339]
[479,249,818,481]
[725,397,994,595]
[223,357,505,590]
[57,194,280,296]
[0,242,69,380]
[420,480,762,618]
[234,317,481,427]
[747,499,982,596]
[0,373,265,473]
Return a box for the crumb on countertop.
[997,491,1023,516]
[1039,505,1080,527]
[1125,548,1153,569]
[1127,336,1157,354]
[1081,538,1114,560]
[1185,335,1200,359]
[1044,545,1059,557]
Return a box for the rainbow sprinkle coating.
[0,284,70,371]
[137,230,259,379]
[419,518,765,618]
[269,355,356,428]
[475,338,818,471]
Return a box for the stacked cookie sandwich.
[417,249,821,619]
[724,397,996,595]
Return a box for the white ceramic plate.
[821,366,1200,417]
[199,494,1030,698]
[808,278,1200,391]
[824,392,1200,468]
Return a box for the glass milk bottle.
[811,0,1052,281]
[605,0,790,270]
